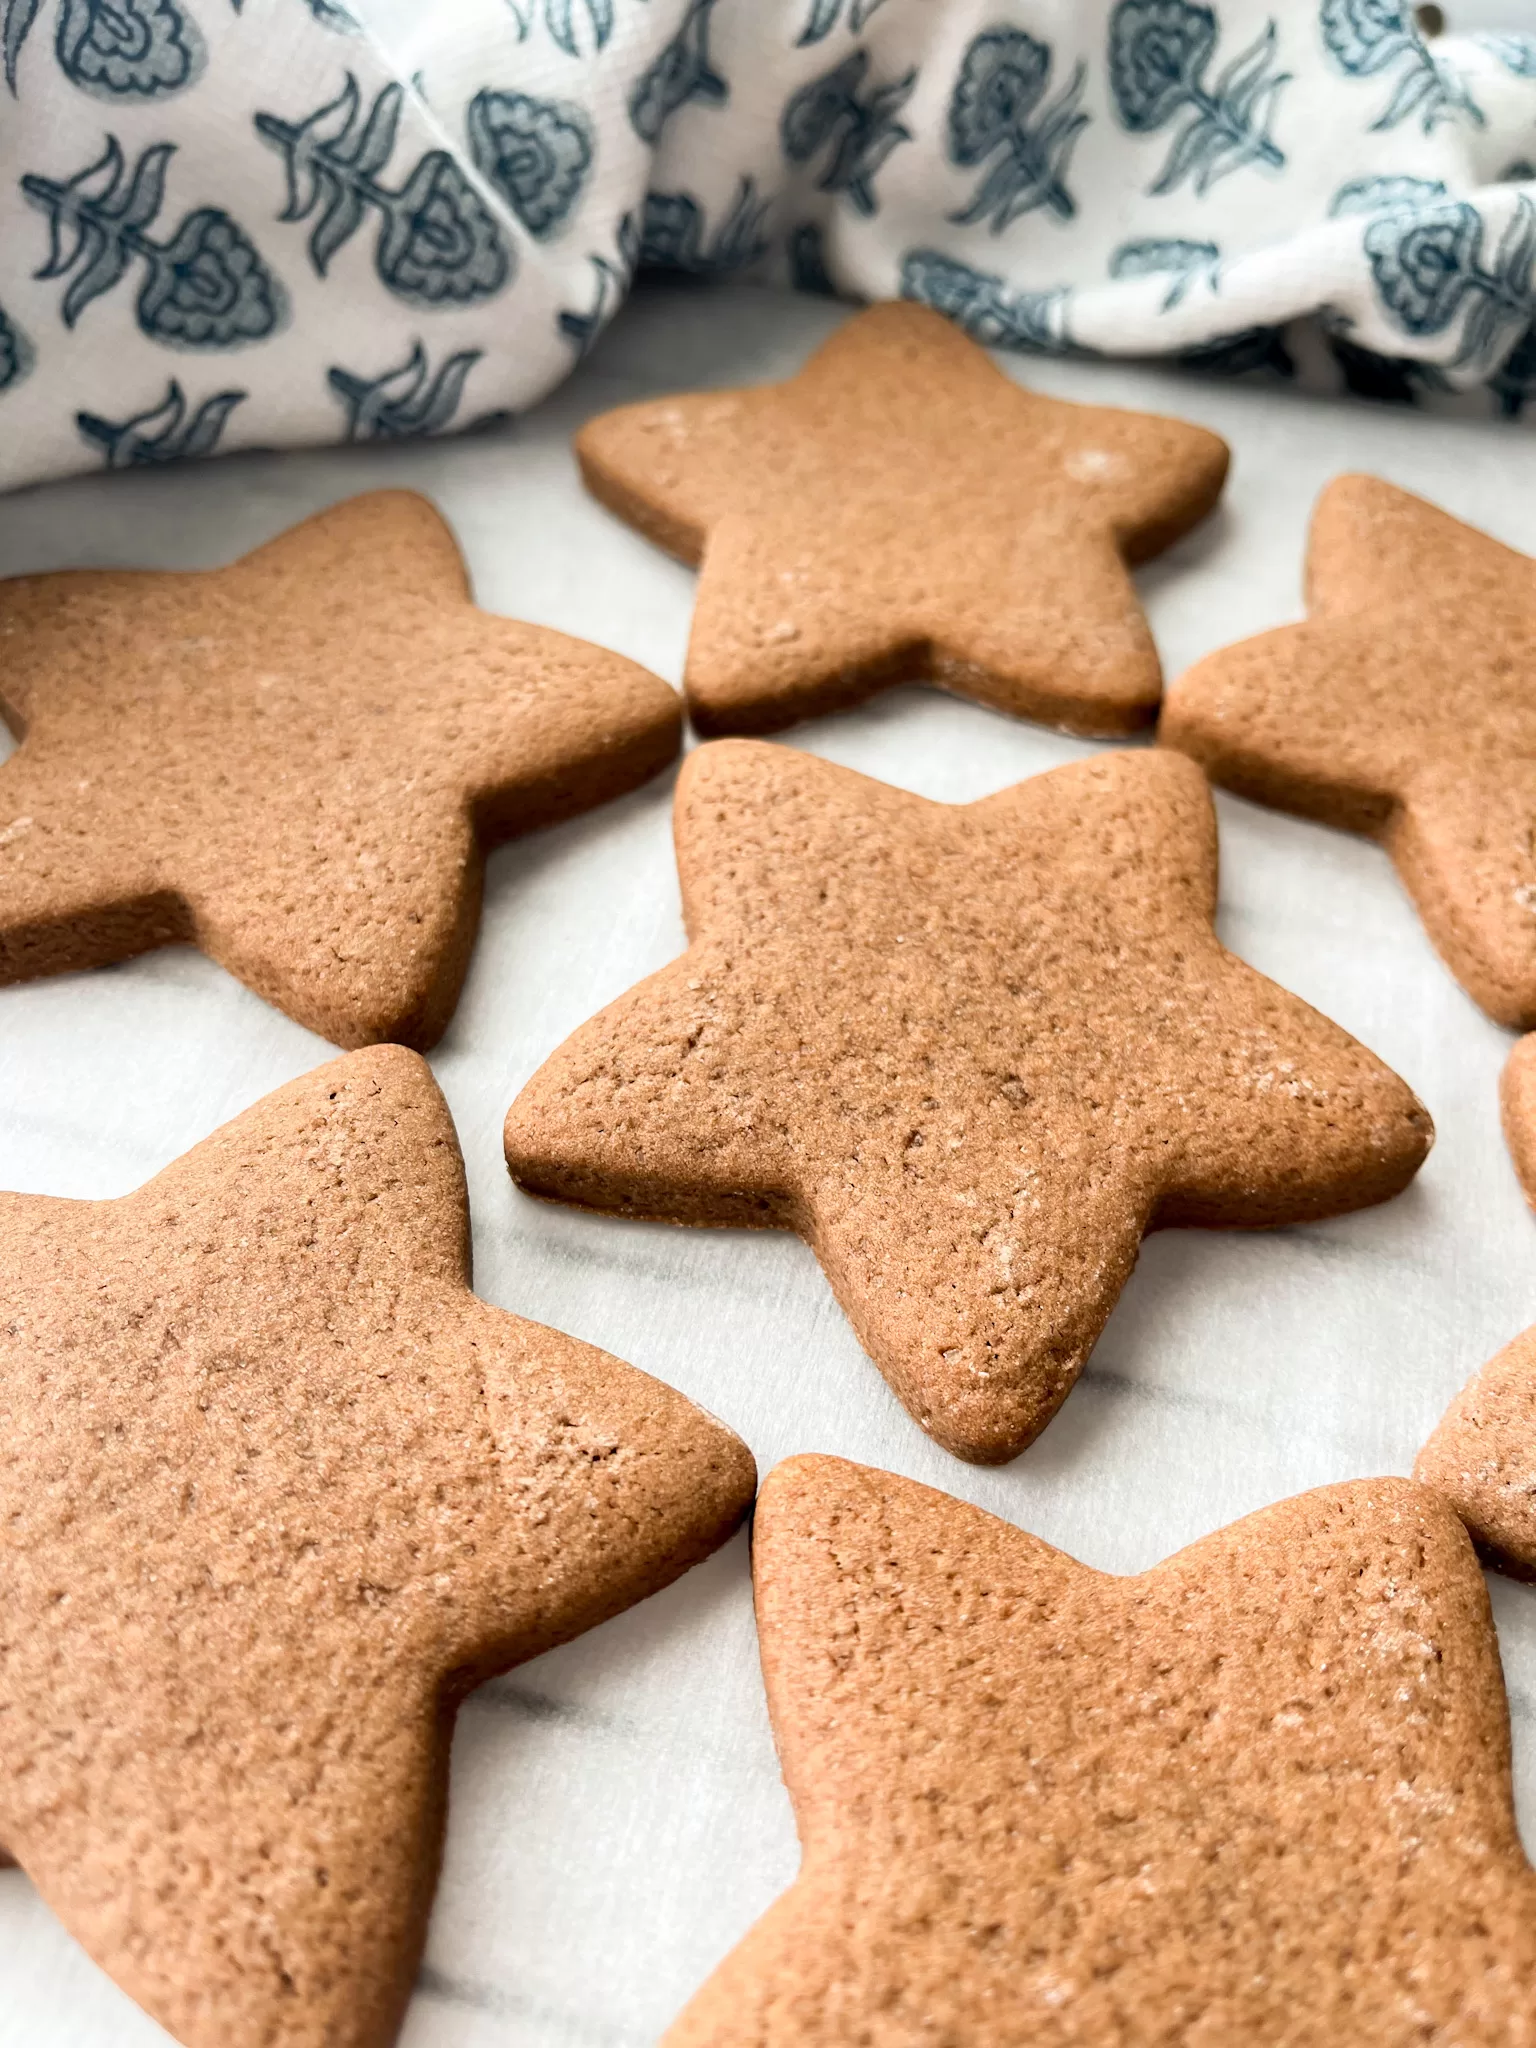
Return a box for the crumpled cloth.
[1,0,1534,491]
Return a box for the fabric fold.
[0,0,1533,494]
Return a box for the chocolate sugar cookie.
[0,1046,755,2048]
[504,740,1431,1464]
[1162,474,1536,1027]
[0,490,681,1047]
[576,301,1229,736]
[667,1457,1536,2045]
[1417,1034,1536,1578]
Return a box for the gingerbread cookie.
[575,301,1229,736]
[1418,1328,1536,1582]
[0,1045,754,2048]
[504,740,1431,1465]
[1416,1032,1536,1577]
[667,1457,1536,2045]
[0,490,681,1048]
[1162,474,1536,1027]
[1502,1029,1536,1207]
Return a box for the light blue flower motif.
[0,303,33,391]
[3,0,202,98]
[1317,0,1407,71]
[466,89,592,239]
[506,0,630,58]
[1107,0,1289,196]
[1319,0,1483,132]
[1330,173,1448,217]
[1367,201,1480,332]
[1364,194,1536,367]
[383,156,509,303]
[59,0,200,94]
[640,176,769,274]
[1479,34,1536,79]
[798,0,885,46]
[781,50,916,217]
[1110,236,1220,308]
[256,74,512,307]
[899,247,1071,353]
[143,207,282,344]
[1,0,34,86]
[629,0,725,144]
[22,135,282,345]
[76,377,244,465]
[557,209,638,353]
[327,340,484,437]
[947,29,1089,231]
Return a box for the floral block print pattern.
[946,29,1089,230]
[22,135,281,343]
[2,0,1536,491]
[1319,0,1483,132]
[1107,1,1289,196]
[256,74,512,306]
[75,376,244,464]
[4,0,205,100]
[327,340,487,438]
[781,50,915,217]
[467,89,592,239]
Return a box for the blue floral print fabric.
[1,0,1534,488]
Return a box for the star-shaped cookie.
[0,490,681,1047]
[0,1046,755,2048]
[1162,474,1536,1028]
[575,302,1229,736]
[666,1457,1536,2045]
[1417,1032,1536,1578]
[503,741,1431,1464]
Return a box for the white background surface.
[2,277,1536,2044]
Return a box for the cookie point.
[757,1453,866,1515]
[307,485,455,544]
[333,1040,436,1088]
[678,735,786,796]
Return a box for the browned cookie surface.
[1162,474,1536,1027]
[667,1458,1536,2046]
[1418,1327,1536,1581]
[0,490,681,1047]
[1503,1031,1536,1206]
[1416,1035,1536,1576]
[0,1045,754,2048]
[576,302,1228,736]
[504,740,1430,1464]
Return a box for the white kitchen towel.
[1,0,1534,491]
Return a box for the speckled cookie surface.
[1418,1327,1536,1582]
[1416,1034,1536,1577]
[0,1045,755,2048]
[503,740,1430,1464]
[575,302,1228,736]
[1162,473,1536,1027]
[0,490,681,1047]
[667,1457,1536,2046]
